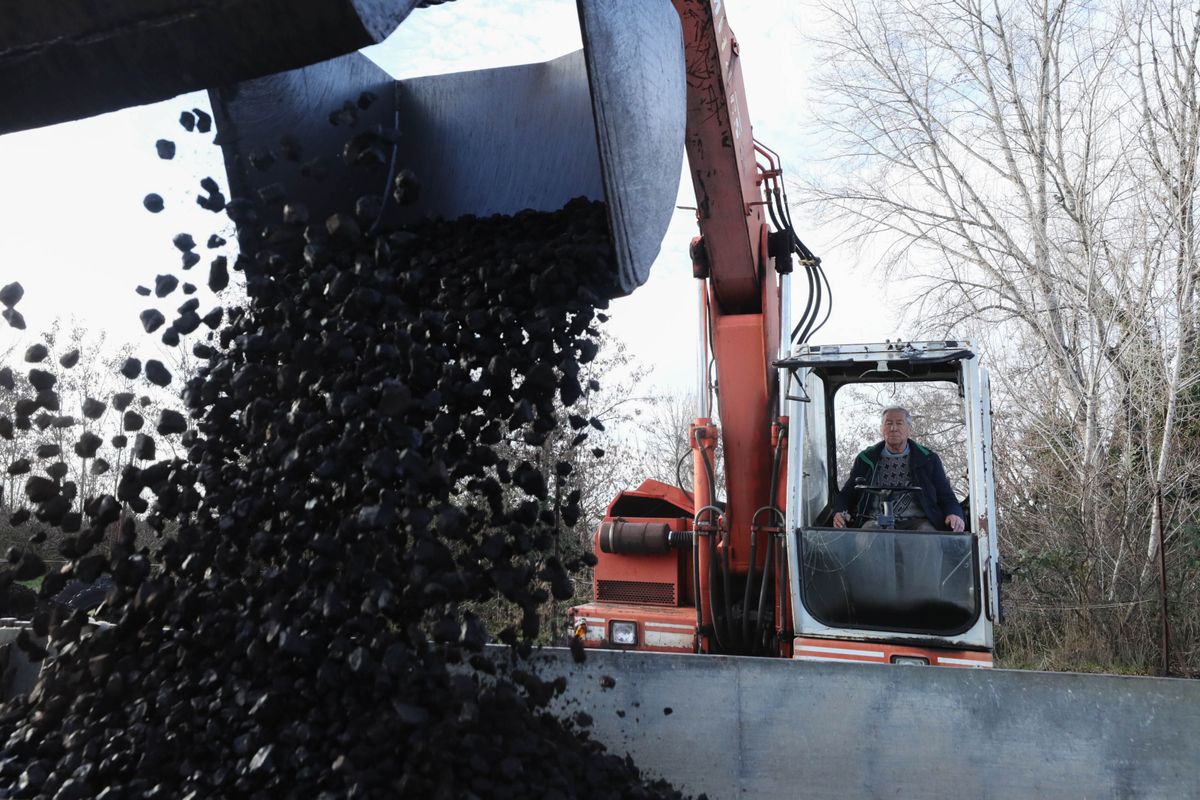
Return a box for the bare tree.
[805,0,1200,672]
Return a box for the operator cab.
[778,341,1000,667]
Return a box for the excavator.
[563,4,1001,667]
[4,2,1197,797]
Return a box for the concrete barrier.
[524,647,1200,799]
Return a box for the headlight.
[891,655,929,665]
[610,621,637,645]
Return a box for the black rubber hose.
[765,184,785,232]
[721,528,738,652]
[740,516,759,648]
[754,533,777,653]
[792,261,817,343]
[806,260,824,342]
[811,263,834,338]
[708,528,727,651]
[745,435,785,654]
[800,260,824,344]
[795,259,820,344]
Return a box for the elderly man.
[831,407,965,532]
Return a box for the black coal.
[0,159,689,797]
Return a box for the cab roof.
[776,340,976,385]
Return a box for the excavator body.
[572,341,999,668]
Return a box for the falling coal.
[0,139,689,796]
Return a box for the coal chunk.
[155,273,179,296]
[132,433,155,460]
[140,309,166,333]
[144,360,172,387]
[197,177,227,213]
[157,410,187,435]
[74,432,102,459]
[208,256,229,292]
[27,369,55,392]
[201,307,223,329]
[0,281,23,307]
[2,308,25,329]
[119,358,141,379]
[13,551,45,582]
[81,397,106,419]
[24,476,56,503]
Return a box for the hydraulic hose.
[709,528,727,651]
[754,533,777,653]
[721,528,737,652]
[693,520,703,643]
[746,432,786,654]
[741,512,759,648]
[694,428,728,652]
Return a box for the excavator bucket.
[1,1,684,295]
[210,0,686,295]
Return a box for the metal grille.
[596,580,676,606]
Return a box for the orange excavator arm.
[672,0,769,315]
[666,1,826,655]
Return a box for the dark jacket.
[832,440,963,529]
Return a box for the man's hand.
[945,514,965,533]
[832,512,848,528]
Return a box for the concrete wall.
[526,648,1200,799]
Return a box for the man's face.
[880,410,910,450]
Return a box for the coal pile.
[0,182,689,796]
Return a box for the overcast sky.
[0,0,895,394]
